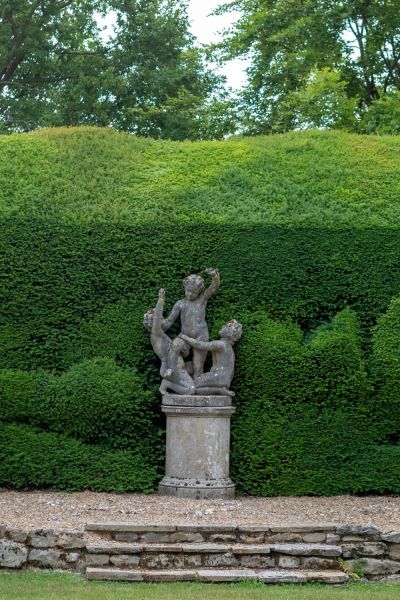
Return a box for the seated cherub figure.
[179,319,242,396]
[163,267,220,380]
[144,289,195,396]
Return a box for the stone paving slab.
[197,569,258,582]
[269,524,336,533]
[145,569,198,582]
[232,544,272,555]
[85,567,350,584]
[86,523,177,533]
[86,543,143,554]
[271,543,342,557]
[86,568,144,581]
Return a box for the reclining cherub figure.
[179,319,242,396]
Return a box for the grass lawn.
[0,572,400,600]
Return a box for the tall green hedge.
[1,127,399,494]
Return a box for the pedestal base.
[158,394,235,500]
[159,476,235,499]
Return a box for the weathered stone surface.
[209,534,236,543]
[144,569,197,582]
[7,529,28,544]
[265,533,303,543]
[0,525,6,538]
[87,543,142,554]
[342,542,387,558]
[272,543,342,557]
[259,569,307,583]
[378,574,400,583]
[302,533,326,543]
[141,533,176,543]
[177,524,236,534]
[114,533,139,542]
[326,534,341,544]
[159,397,236,499]
[303,557,338,569]
[28,549,61,568]
[260,569,348,584]
[269,524,336,533]
[181,543,230,553]
[240,555,275,568]
[232,544,271,555]
[169,532,204,543]
[0,540,28,568]
[388,544,400,560]
[110,555,140,568]
[239,534,265,544]
[349,558,400,575]
[336,525,380,541]
[29,530,56,548]
[65,553,80,563]
[306,571,349,584]
[203,552,238,567]
[184,554,202,568]
[277,555,301,569]
[238,527,269,534]
[57,532,86,549]
[198,569,257,582]
[86,523,176,533]
[382,532,400,544]
[141,553,184,569]
[85,554,110,567]
[86,568,144,581]
[143,543,183,553]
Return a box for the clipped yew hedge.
[0,127,399,493]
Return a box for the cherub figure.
[180,319,242,396]
[163,268,220,379]
[144,289,195,396]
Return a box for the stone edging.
[0,523,399,582]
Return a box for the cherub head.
[220,319,243,343]
[172,336,190,357]
[143,309,155,332]
[182,274,204,300]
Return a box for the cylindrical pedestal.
[158,394,235,499]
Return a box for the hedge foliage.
[0,423,157,492]
[1,127,399,494]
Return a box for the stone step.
[86,522,336,533]
[86,541,341,557]
[86,567,349,584]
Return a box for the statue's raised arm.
[163,299,182,331]
[202,267,220,302]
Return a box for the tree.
[216,0,400,133]
[282,67,357,131]
[0,0,106,131]
[359,90,400,135]
[0,0,234,139]
[103,0,234,139]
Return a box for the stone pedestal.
[158,394,235,499]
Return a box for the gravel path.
[1,491,399,533]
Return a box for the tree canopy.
[216,0,400,133]
[0,0,234,139]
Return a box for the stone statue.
[180,320,242,396]
[150,270,241,498]
[143,289,195,396]
[144,268,241,397]
[162,268,220,379]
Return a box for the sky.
[187,0,249,89]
